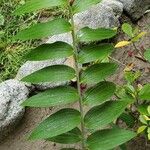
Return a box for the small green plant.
[14,1,139,150]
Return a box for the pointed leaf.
[137,126,147,134]
[22,86,79,107]
[78,44,114,64]
[84,81,116,106]
[144,48,150,62]
[29,108,81,140]
[122,23,133,37]
[87,128,136,150]
[48,128,82,144]
[14,19,71,41]
[25,42,73,61]
[77,27,117,42]
[72,0,102,14]
[115,41,131,48]
[81,63,118,84]
[21,65,75,84]
[139,84,150,100]
[84,100,132,129]
[138,104,149,115]
[14,0,67,15]
[131,32,147,42]
[119,113,135,128]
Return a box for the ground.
[0,13,150,150]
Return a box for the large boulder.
[0,79,29,140]
[118,0,150,20]
[48,0,123,44]
[16,59,68,90]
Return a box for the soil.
[0,13,150,150]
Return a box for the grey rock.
[16,59,67,90]
[48,0,123,44]
[0,79,29,140]
[118,0,150,20]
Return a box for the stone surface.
[48,0,123,44]
[0,79,29,140]
[118,0,150,20]
[16,59,68,90]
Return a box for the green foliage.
[25,41,73,61]
[84,100,132,130]
[0,0,40,82]
[78,43,114,64]
[14,0,137,150]
[14,18,71,41]
[22,86,79,107]
[87,128,136,150]
[139,84,150,100]
[28,108,81,140]
[22,65,75,83]
[48,127,82,144]
[77,27,117,42]
[144,48,150,62]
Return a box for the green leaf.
[25,42,73,61]
[87,128,136,150]
[72,0,102,14]
[119,113,135,128]
[81,63,118,84]
[138,104,149,115]
[139,84,150,100]
[84,81,116,106]
[48,128,82,144]
[122,23,133,38]
[21,65,75,84]
[14,19,71,41]
[29,108,81,140]
[137,126,147,134]
[77,27,117,42]
[22,86,79,107]
[78,44,114,64]
[14,0,67,15]
[0,14,4,26]
[144,48,150,62]
[84,100,132,130]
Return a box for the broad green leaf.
[25,42,73,61]
[84,81,116,106]
[139,115,147,124]
[22,86,79,107]
[81,63,118,84]
[72,0,102,14]
[22,65,75,84]
[77,27,117,42]
[84,100,132,130]
[29,108,81,140]
[87,128,136,150]
[144,48,150,62]
[78,44,114,64]
[138,104,149,115]
[122,23,133,37]
[48,128,82,144]
[14,0,67,15]
[14,19,71,41]
[137,126,147,134]
[139,84,150,100]
[119,113,135,128]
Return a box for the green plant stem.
[68,3,87,150]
